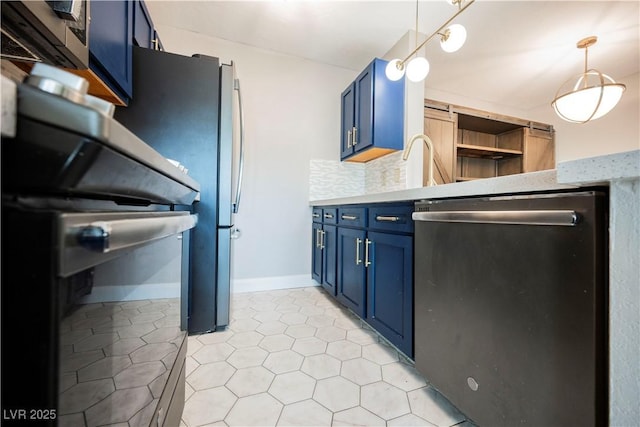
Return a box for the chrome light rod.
[396,0,475,70]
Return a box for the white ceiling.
[146,1,640,112]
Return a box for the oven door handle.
[412,210,579,226]
[76,214,198,253]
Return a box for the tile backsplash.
[364,151,406,194]
[309,159,365,201]
[310,152,407,201]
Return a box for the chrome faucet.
[402,133,436,187]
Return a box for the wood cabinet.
[340,58,405,162]
[424,99,555,184]
[312,203,414,358]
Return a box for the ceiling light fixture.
[551,36,626,123]
[385,0,474,83]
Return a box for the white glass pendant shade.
[440,24,467,53]
[406,57,430,82]
[552,70,626,123]
[385,59,405,81]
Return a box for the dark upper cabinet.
[340,83,356,159]
[340,58,405,162]
[133,0,163,50]
[64,0,162,106]
[87,0,134,105]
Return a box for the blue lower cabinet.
[322,224,337,296]
[366,232,413,357]
[337,227,367,318]
[314,203,414,359]
[311,209,337,295]
[312,222,323,283]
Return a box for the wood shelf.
[455,176,481,182]
[456,143,523,160]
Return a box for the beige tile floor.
[180,286,475,427]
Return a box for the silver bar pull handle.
[312,213,320,219]
[347,130,353,148]
[315,229,321,248]
[352,127,358,145]
[342,214,358,221]
[376,215,401,222]
[356,238,362,265]
[412,210,580,227]
[233,76,245,214]
[364,238,372,267]
[324,213,334,219]
[76,214,198,253]
[320,230,326,250]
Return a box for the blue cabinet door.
[366,231,413,357]
[133,0,154,49]
[312,222,323,283]
[322,224,337,296]
[339,58,405,162]
[89,0,133,104]
[340,83,356,159]
[337,227,367,317]
[354,63,373,152]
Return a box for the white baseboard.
[79,282,181,303]
[78,275,318,303]
[232,274,318,294]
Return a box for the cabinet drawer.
[338,207,367,228]
[368,205,414,233]
[322,208,338,224]
[312,208,323,223]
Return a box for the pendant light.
[385,0,474,83]
[551,36,626,123]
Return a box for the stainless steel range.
[1,64,199,425]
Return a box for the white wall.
[156,25,356,286]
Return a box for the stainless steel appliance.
[114,46,245,334]
[413,191,607,427]
[1,64,199,424]
[1,0,89,67]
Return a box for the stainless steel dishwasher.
[413,190,607,427]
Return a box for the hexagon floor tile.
[181,286,474,427]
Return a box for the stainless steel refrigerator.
[115,46,244,334]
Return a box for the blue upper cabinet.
[133,0,163,50]
[340,83,356,159]
[66,0,162,106]
[340,58,405,162]
[88,0,134,105]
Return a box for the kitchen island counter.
[309,149,640,427]
[309,169,576,206]
[310,150,638,206]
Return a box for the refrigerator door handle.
[233,76,245,214]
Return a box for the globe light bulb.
[440,24,467,53]
[385,59,405,81]
[406,57,430,82]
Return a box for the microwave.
[1,0,89,68]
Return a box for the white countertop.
[309,150,640,206]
